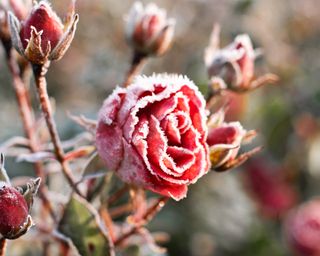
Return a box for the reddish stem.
[114,196,169,246]
[123,51,146,87]
[32,62,84,197]
[0,239,6,256]
[3,47,56,221]
[107,185,129,206]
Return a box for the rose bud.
[245,159,296,219]
[0,154,40,240]
[207,108,258,171]
[204,25,278,92]
[284,199,320,256]
[125,2,175,57]
[96,74,209,200]
[8,0,79,65]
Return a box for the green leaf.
[58,194,114,256]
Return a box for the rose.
[96,74,209,200]
[8,0,79,64]
[284,199,320,256]
[125,2,175,56]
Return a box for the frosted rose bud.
[0,185,30,239]
[96,74,209,200]
[207,109,256,171]
[205,30,254,91]
[8,0,79,64]
[0,154,40,239]
[125,2,175,56]
[285,199,320,256]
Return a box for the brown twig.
[3,45,56,221]
[107,185,129,206]
[114,196,169,246]
[123,51,146,87]
[109,203,133,219]
[32,62,83,197]
[0,239,6,256]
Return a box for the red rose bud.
[125,2,175,56]
[284,199,320,256]
[207,108,257,171]
[96,74,209,200]
[204,25,278,92]
[0,154,40,240]
[0,185,30,239]
[8,0,79,64]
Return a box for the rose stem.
[0,239,6,256]
[99,206,116,242]
[123,51,146,87]
[109,203,133,218]
[32,62,83,197]
[114,196,169,246]
[107,184,129,206]
[1,41,56,221]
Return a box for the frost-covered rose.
[96,75,209,200]
[285,199,320,256]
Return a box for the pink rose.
[96,75,209,200]
[125,2,175,56]
[285,199,320,256]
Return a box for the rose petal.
[118,139,188,201]
[96,122,123,171]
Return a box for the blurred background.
[1,0,320,255]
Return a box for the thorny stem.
[32,62,84,197]
[3,45,56,221]
[114,196,169,246]
[0,239,6,256]
[123,51,147,87]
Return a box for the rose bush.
[96,74,209,200]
